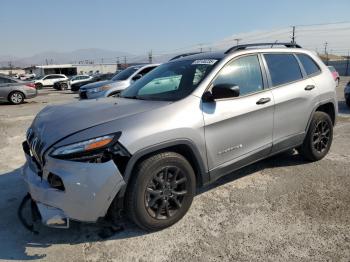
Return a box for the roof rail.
[169,52,202,61]
[225,42,302,54]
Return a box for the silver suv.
[22,43,337,231]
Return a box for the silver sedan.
[0,75,38,104]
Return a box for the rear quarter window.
[297,54,321,76]
[264,53,303,87]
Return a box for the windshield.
[111,67,138,81]
[120,59,218,101]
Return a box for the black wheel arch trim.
[118,139,209,199]
[305,99,337,132]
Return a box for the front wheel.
[299,111,333,161]
[126,152,196,231]
[9,91,24,104]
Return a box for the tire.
[60,83,68,90]
[126,152,196,231]
[35,83,43,89]
[8,91,24,105]
[299,111,333,161]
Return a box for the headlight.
[51,135,114,157]
[88,85,112,93]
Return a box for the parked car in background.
[34,74,68,89]
[70,75,92,86]
[345,81,350,107]
[70,73,114,91]
[0,74,37,104]
[19,73,36,81]
[52,75,94,90]
[328,66,340,86]
[79,64,159,99]
[21,43,337,231]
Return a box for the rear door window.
[297,54,321,76]
[264,54,303,87]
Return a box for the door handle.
[305,85,315,91]
[256,97,271,105]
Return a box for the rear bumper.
[25,89,38,99]
[21,150,125,227]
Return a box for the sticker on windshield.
[192,59,217,65]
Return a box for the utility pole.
[199,43,203,53]
[324,42,329,65]
[291,26,296,44]
[234,38,242,46]
[346,50,349,76]
[148,50,153,63]
[124,56,127,68]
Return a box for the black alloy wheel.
[145,166,188,220]
[312,119,331,153]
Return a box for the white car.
[19,73,36,80]
[69,75,92,86]
[34,74,68,89]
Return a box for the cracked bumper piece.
[22,153,125,228]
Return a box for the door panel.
[271,78,318,143]
[262,53,320,145]
[203,91,274,171]
[202,54,274,174]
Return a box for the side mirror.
[203,83,240,102]
[132,74,142,81]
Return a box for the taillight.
[25,83,36,89]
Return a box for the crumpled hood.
[30,97,170,151]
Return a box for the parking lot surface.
[0,80,349,261]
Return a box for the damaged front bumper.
[21,145,126,228]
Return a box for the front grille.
[79,91,88,99]
[26,128,44,168]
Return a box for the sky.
[1,0,350,57]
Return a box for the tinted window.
[112,67,138,81]
[138,66,156,76]
[213,55,263,96]
[297,54,320,75]
[264,54,303,86]
[0,77,16,84]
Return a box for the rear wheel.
[299,111,333,161]
[60,83,68,90]
[126,152,196,231]
[335,78,339,87]
[35,83,43,89]
[8,91,24,104]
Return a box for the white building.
[24,63,119,77]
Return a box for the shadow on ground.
[0,150,307,260]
